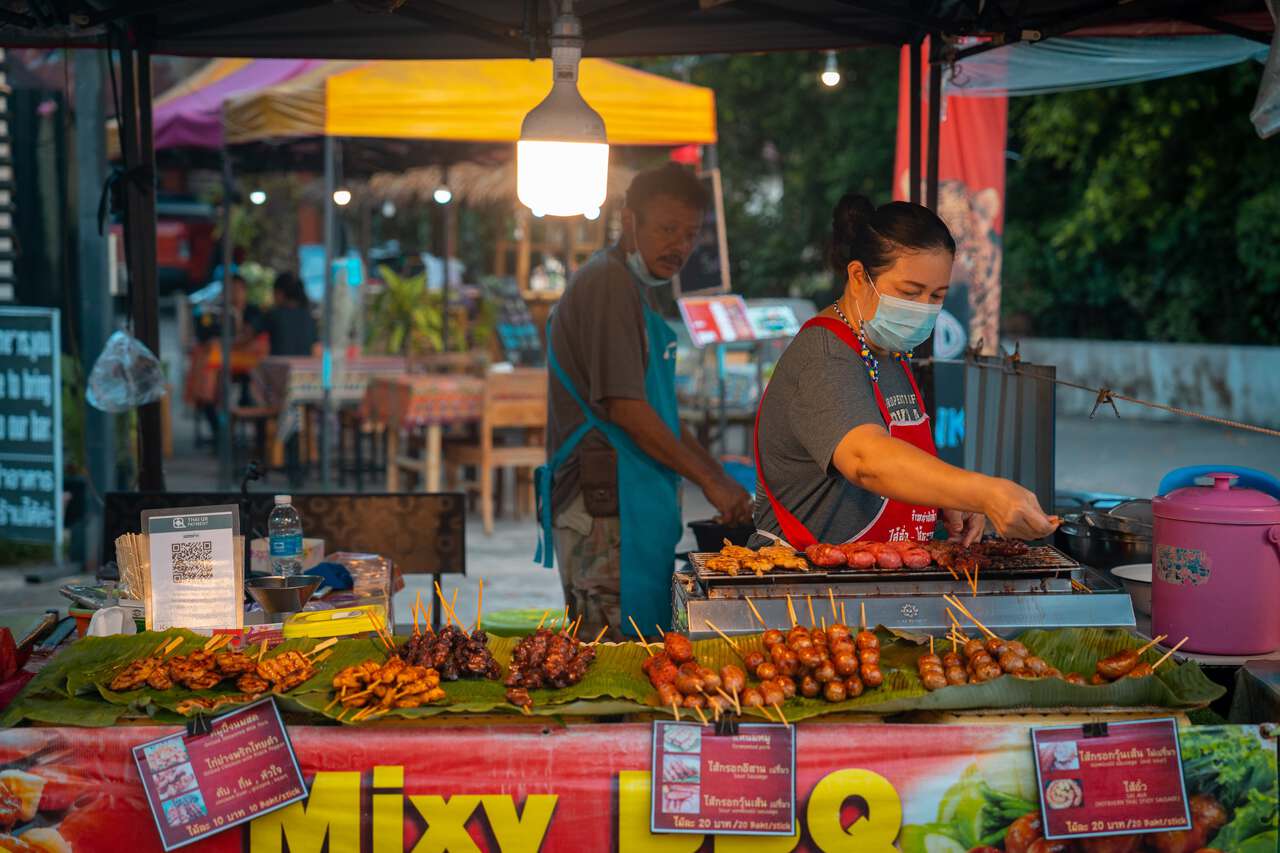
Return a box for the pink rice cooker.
[1152,473,1280,654]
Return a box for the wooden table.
[361,374,486,492]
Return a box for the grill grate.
[690,545,1078,589]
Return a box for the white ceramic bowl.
[1111,563,1153,616]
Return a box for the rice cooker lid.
[1153,472,1280,525]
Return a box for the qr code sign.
[170,540,214,581]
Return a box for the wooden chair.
[448,368,547,534]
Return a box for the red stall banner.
[0,722,1272,852]
[894,40,1008,357]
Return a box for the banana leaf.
[867,627,1224,714]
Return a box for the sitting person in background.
[255,272,320,357]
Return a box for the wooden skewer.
[536,610,550,631]
[164,637,185,656]
[950,633,956,654]
[772,702,788,726]
[1152,637,1188,670]
[971,562,979,596]
[336,708,350,722]
[860,601,867,631]
[450,589,459,627]
[744,597,767,628]
[840,602,847,624]
[519,703,533,716]
[656,625,667,641]
[806,596,816,627]
[628,616,654,655]
[693,704,708,725]
[942,594,997,640]
[257,639,270,663]
[307,637,339,657]
[325,694,343,712]
[930,636,934,656]
[475,579,484,633]
[1136,634,1168,656]
[670,701,681,721]
[828,588,838,622]
[703,620,742,657]
[785,595,798,627]
[411,598,420,636]
[758,704,774,723]
[562,605,570,630]
[821,616,827,633]
[591,625,609,645]
[311,649,334,665]
[716,687,738,714]
[415,591,426,634]
[433,581,453,626]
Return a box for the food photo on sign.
[897,726,1277,853]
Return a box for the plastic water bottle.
[268,495,304,577]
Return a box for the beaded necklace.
[830,299,911,383]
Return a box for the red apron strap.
[896,360,938,455]
[753,315,877,550]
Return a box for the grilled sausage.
[1095,648,1140,680]
[860,663,883,687]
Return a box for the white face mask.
[626,221,671,288]
[858,272,942,353]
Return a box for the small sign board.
[132,697,307,850]
[650,721,796,836]
[143,504,243,631]
[0,307,61,549]
[678,295,754,348]
[1032,718,1191,841]
[745,304,801,340]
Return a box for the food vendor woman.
[754,195,1057,548]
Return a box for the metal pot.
[1054,511,1152,570]
[687,520,755,552]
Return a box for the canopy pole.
[218,147,235,490]
[321,135,336,487]
[908,38,922,205]
[118,33,164,491]
[442,165,455,353]
[925,36,942,212]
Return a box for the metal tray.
[690,545,1078,589]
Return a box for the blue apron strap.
[535,315,606,568]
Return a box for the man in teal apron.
[537,165,753,640]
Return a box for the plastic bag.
[86,329,167,413]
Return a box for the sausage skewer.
[1151,636,1189,670]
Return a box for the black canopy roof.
[0,0,1270,58]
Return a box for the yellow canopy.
[223,58,716,147]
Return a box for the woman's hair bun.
[829,194,956,276]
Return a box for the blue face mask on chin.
[625,221,673,288]
[859,273,942,353]
[626,248,670,288]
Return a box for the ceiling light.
[433,186,453,205]
[516,1,608,218]
[820,51,841,88]
[248,190,267,205]
[332,189,352,206]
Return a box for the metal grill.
[690,545,1078,589]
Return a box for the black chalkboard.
[0,307,62,546]
[674,169,730,296]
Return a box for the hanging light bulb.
[583,206,600,221]
[381,200,396,218]
[332,188,352,206]
[517,0,608,218]
[820,50,841,88]
[433,185,453,205]
[248,190,267,206]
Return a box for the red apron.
[754,316,939,549]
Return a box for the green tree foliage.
[683,50,901,299]
[1003,62,1280,344]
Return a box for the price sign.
[650,721,796,836]
[1032,718,1192,840]
[132,698,307,851]
[143,504,242,631]
[677,295,754,348]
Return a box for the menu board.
[677,295,754,348]
[143,505,242,631]
[650,721,796,836]
[132,698,307,850]
[0,307,61,547]
[1032,719,1192,840]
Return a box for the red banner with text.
[0,722,1272,852]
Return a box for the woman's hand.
[981,479,1058,540]
[941,509,986,545]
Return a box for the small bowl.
[1111,563,1152,616]
[688,520,755,552]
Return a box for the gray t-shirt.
[547,247,661,515]
[753,322,924,544]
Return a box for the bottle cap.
[274,494,292,505]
